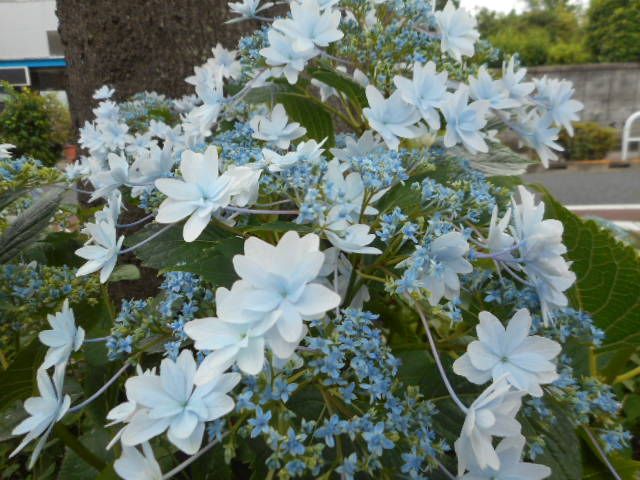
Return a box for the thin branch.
[161,433,229,479]
[68,362,131,413]
[407,295,468,413]
[119,223,174,254]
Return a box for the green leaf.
[0,190,62,262]
[308,67,368,108]
[520,398,583,480]
[109,264,141,282]
[447,144,534,176]
[0,339,45,410]
[240,221,312,234]
[245,83,335,145]
[127,223,243,289]
[534,186,640,350]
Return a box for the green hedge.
[558,122,619,160]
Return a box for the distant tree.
[587,0,640,63]
[476,1,590,66]
[56,0,255,130]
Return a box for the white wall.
[0,0,59,60]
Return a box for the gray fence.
[527,63,640,130]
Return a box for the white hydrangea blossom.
[120,350,240,454]
[250,104,307,149]
[363,85,423,150]
[455,377,525,475]
[272,0,343,53]
[393,61,448,131]
[434,1,480,61]
[38,300,85,370]
[453,309,561,397]
[10,368,71,468]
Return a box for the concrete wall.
[528,63,640,130]
[0,0,58,60]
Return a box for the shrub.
[559,121,619,160]
[548,41,592,65]
[0,83,72,166]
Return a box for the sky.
[460,0,589,13]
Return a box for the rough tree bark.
[56,0,254,129]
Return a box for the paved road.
[522,166,640,230]
[522,166,640,205]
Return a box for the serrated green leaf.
[534,186,640,350]
[520,398,583,480]
[127,223,242,289]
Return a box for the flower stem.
[161,433,229,479]
[614,364,640,384]
[583,426,621,480]
[54,424,106,470]
[408,296,468,413]
[68,362,131,414]
[84,336,108,343]
[119,223,174,254]
[224,206,299,215]
[117,213,155,228]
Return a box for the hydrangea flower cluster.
[7,0,630,479]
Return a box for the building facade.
[0,0,66,93]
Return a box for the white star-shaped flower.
[455,377,525,475]
[515,110,563,168]
[186,283,274,381]
[260,29,317,85]
[434,1,480,61]
[76,218,124,283]
[208,44,243,80]
[486,206,515,261]
[512,187,575,325]
[0,143,15,159]
[441,87,490,154]
[469,66,521,110]
[155,147,260,242]
[93,85,115,100]
[330,130,382,168]
[324,216,382,255]
[500,57,534,105]
[38,300,85,369]
[263,138,325,172]
[10,367,70,468]
[324,159,381,219]
[114,443,162,480]
[232,232,341,344]
[250,104,307,149]
[461,435,551,479]
[89,152,130,201]
[453,309,561,397]
[363,86,422,150]
[413,231,473,306]
[228,0,274,22]
[121,350,240,454]
[393,61,448,131]
[129,142,176,186]
[533,77,583,135]
[272,0,343,53]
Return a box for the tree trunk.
[56,0,254,130]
